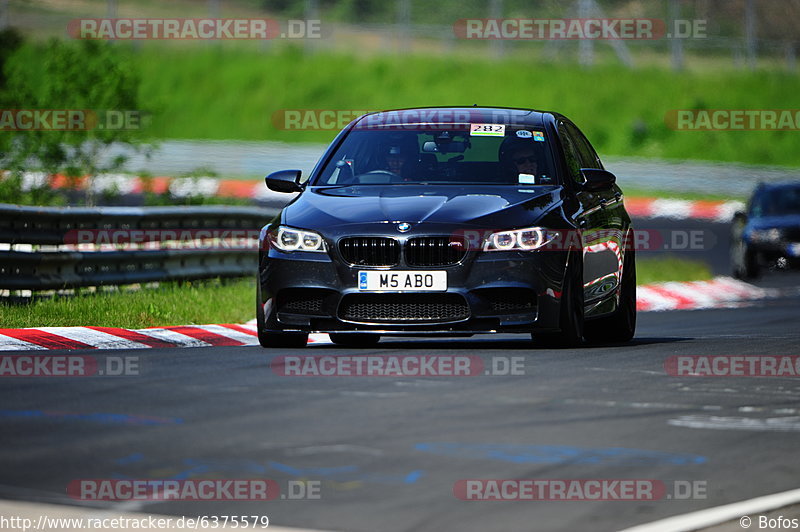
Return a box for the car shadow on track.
[309,336,692,351]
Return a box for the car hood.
[749,215,800,230]
[281,185,562,229]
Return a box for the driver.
[499,137,541,183]
[386,145,411,176]
[381,143,418,181]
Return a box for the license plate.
[358,270,447,291]
[787,243,800,257]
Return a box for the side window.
[557,122,583,184]
[566,122,602,169]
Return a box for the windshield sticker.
[516,130,532,138]
[518,173,537,184]
[470,123,505,137]
[532,131,545,142]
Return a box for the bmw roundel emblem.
[397,222,411,232]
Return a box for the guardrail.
[0,203,279,292]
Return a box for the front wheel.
[256,286,308,348]
[584,248,637,344]
[731,238,759,279]
[533,255,584,348]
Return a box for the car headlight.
[749,228,782,243]
[269,226,326,252]
[483,227,558,251]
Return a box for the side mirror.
[580,168,616,191]
[266,169,303,193]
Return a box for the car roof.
[352,106,561,129]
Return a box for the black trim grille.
[339,293,470,323]
[478,288,536,314]
[406,236,467,266]
[277,289,329,316]
[339,237,399,266]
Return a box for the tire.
[329,333,381,347]
[533,254,584,348]
[256,285,308,348]
[731,237,759,279]
[584,248,637,344]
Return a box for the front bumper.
[748,239,800,269]
[258,246,569,335]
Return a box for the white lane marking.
[636,286,683,311]
[649,198,693,219]
[308,333,332,344]
[168,176,219,197]
[90,173,137,195]
[635,276,778,312]
[253,185,298,202]
[36,327,151,350]
[563,398,723,411]
[715,200,746,222]
[0,335,48,351]
[131,328,210,348]
[668,415,800,432]
[339,390,407,398]
[657,282,715,308]
[194,324,259,344]
[619,487,800,532]
[285,444,385,456]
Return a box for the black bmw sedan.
[731,181,800,278]
[257,107,635,348]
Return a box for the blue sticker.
[532,131,545,142]
[359,272,368,289]
[516,130,532,138]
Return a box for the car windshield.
[753,186,800,216]
[313,125,556,186]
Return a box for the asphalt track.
[1,219,800,531]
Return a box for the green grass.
[621,186,745,202]
[0,278,255,329]
[0,257,713,329]
[122,44,800,167]
[636,255,714,285]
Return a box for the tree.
[1,37,151,205]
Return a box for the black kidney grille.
[406,237,467,266]
[339,293,470,323]
[784,227,800,243]
[339,237,400,266]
